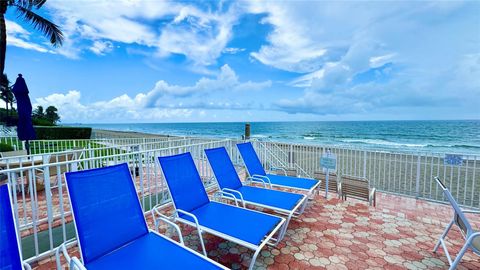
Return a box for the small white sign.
[320,153,337,171]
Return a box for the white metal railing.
[253,141,480,208]
[0,136,212,155]
[0,135,478,264]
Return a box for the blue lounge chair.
[433,177,479,270]
[55,163,227,270]
[205,147,307,238]
[0,184,32,270]
[158,153,286,270]
[237,142,320,197]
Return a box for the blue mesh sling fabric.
[0,184,22,270]
[205,147,303,211]
[85,232,224,270]
[65,163,148,265]
[158,153,210,212]
[236,142,267,176]
[235,186,303,211]
[188,202,281,246]
[159,152,281,246]
[237,142,318,190]
[205,147,243,190]
[265,174,318,190]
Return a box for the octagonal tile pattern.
[34,192,480,269]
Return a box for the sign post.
[320,149,337,199]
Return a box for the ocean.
[81,120,480,154]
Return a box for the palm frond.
[14,4,64,46]
[25,0,47,9]
[13,1,46,9]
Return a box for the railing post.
[42,154,54,249]
[363,150,367,178]
[416,154,421,198]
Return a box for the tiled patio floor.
[33,192,479,269]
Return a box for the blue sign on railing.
[444,154,463,166]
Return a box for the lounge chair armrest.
[213,190,240,207]
[175,209,207,256]
[246,176,267,188]
[252,174,272,188]
[467,232,480,245]
[270,166,287,176]
[55,241,86,270]
[151,205,184,245]
[70,257,85,270]
[22,262,32,270]
[176,209,200,226]
[369,188,376,207]
[222,188,245,207]
[337,181,342,198]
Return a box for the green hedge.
[0,143,14,152]
[34,126,92,140]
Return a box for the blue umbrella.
[12,74,36,154]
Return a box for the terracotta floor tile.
[30,192,479,269]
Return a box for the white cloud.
[222,47,246,54]
[34,90,194,122]
[89,40,114,56]
[33,65,270,122]
[249,1,480,115]
[5,20,52,53]
[42,0,242,67]
[140,64,271,107]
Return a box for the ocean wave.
[436,144,480,150]
[251,134,269,138]
[303,136,316,140]
[340,139,428,148]
[339,139,480,150]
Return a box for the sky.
[4,0,480,123]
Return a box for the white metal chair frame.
[433,177,480,270]
[55,171,228,270]
[156,163,287,270]
[249,171,321,200]
[213,181,308,241]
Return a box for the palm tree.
[0,73,11,114]
[0,0,63,75]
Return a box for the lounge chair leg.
[280,214,293,240]
[450,242,470,270]
[298,196,308,214]
[433,218,454,253]
[249,248,262,270]
[55,245,62,270]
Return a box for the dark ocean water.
[82,120,480,154]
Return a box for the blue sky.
[4,0,480,123]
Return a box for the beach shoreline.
[91,128,176,139]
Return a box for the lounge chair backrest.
[65,163,148,265]
[434,177,473,236]
[158,153,210,212]
[236,142,267,176]
[205,147,243,190]
[0,184,23,270]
